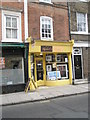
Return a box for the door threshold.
[74,79,88,84]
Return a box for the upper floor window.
[2,10,22,42]
[6,16,18,39]
[39,0,51,4]
[40,16,53,40]
[77,12,88,33]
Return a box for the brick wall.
[71,35,88,41]
[2,1,24,11]
[28,2,70,41]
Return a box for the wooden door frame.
[35,57,44,86]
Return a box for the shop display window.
[1,56,24,86]
[56,54,68,62]
[57,64,68,79]
[46,55,52,62]
[46,54,68,80]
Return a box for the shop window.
[40,16,53,40]
[2,10,21,42]
[1,56,24,86]
[77,12,88,33]
[56,54,68,62]
[46,55,52,62]
[46,54,69,80]
[57,64,68,79]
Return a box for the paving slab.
[0,83,89,106]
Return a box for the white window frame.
[76,12,88,34]
[57,64,68,79]
[39,0,52,4]
[40,16,53,41]
[2,10,22,43]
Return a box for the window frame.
[57,64,68,79]
[2,10,22,42]
[40,16,53,41]
[76,12,88,34]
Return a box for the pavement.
[0,83,90,106]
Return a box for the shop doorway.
[36,58,43,81]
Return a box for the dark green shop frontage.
[0,43,28,94]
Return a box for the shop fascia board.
[0,43,25,48]
[29,40,74,53]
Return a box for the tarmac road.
[2,93,89,119]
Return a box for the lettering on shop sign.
[41,46,52,52]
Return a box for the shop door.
[36,59,43,81]
[74,55,82,79]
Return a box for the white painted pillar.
[24,0,28,41]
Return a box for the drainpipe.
[67,2,74,85]
[24,0,28,41]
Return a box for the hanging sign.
[41,46,52,52]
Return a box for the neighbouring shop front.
[0,43,28,94]
[28,38,74,89]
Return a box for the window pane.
[45,29,47,33]
[48,25,51,29]
[45,24,47,29]
[49,34,51,38]
[42,34,44,37]
[6,17,11,27]
[42,24,44,28]
[6,29,11,38]
[12,18,17,28]
[48,29,51,33]
[42,29,44,33]
[12,29,17,39]
[77,13,86,32]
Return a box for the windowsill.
[39,1,53,4]
[41,38,53,41]
[71,31,90,35]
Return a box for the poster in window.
[47,71,61,80]
[0,57,5,69]
[46,65,52,72]
[46,55,52,62]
